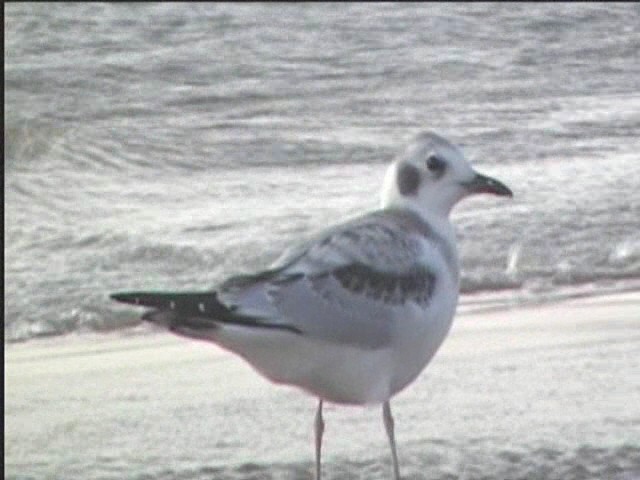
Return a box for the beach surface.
[5,292,640,480]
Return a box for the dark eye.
[426,155,446,174]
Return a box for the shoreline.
[5,283,639,349]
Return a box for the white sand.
[5,292,640,480]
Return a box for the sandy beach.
[5,292,639,480]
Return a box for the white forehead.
[402,131,467,165]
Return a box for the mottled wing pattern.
[219,209,438,348]
[321,262,435,306]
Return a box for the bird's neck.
[381,183,458,272]
[381,196,454,239]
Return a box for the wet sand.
[5,292,640,480]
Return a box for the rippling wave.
[5,3,640,343]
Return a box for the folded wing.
[217,209,438,349]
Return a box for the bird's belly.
[215,325,395,404]
[291,342,396,405]
[214,279,458,405]
[388,288,458,397]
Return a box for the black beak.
[463,173,513,197]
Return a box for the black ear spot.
[397,163,420,196]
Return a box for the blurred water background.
[5,3,640,342]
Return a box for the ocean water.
[5,3,640,343]
[4,4,640,479]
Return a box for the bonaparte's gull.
[111,131,513,479]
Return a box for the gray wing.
[218,209,437,349]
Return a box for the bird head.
[381,132,513,219]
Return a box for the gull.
[110,131,512,479]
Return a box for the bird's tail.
[110,290,301,335]
[110,290,231,337]
[110,291,229,318]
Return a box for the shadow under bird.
[111,131,513,479]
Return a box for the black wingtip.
[110,291,145,305]
[110,292,126,302]
[109,290,303,334]
[109,290,223,312]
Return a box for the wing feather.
[218,209,441,348]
